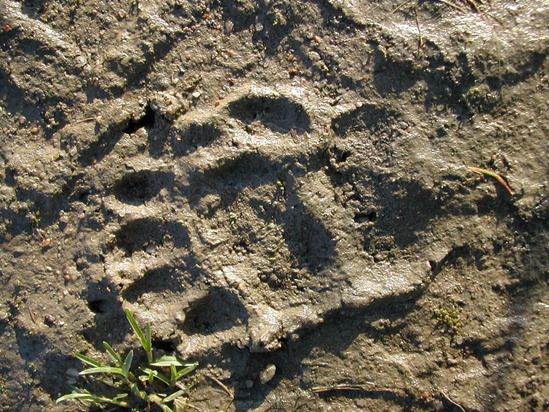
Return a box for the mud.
[0,0,547,411]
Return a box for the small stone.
[66,368,80,378]
[259,363,276,384]
[371,318,390,330]
[191,91,202,99]
[44,314,56,326]
[146,244,157,254]
[244,379,254,389]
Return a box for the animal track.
[228,94,311,132]
[96,85,433,355]
[113,170,174,203]
[113,218,189,255]
[6,84,436,356]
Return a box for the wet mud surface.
[0,0,547,410]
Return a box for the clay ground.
[0,0,548,411]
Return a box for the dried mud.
[0,0,547,411]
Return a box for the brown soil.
[0,0,547,411]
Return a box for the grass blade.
[141,367,171,386]
[145,324,153,362]
[125,309,153,362]
[151,356,187,367]
[103,341,123,366]
[56,391,128,407]
[468,166,514,195]
[125,309,146,346]
[75,353,104,368]
[122,350,134,377]
[170,365,177,385]
[56,392,96,403]
[175,363,198,380]
[163,389,185,404]
[80,367,126,377]
[112,393,129,401]
[151,356,197,369]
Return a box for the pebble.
[259,363,276,384]
[44,314,56,326]
[66,368,80,378]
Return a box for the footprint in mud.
[5,84,430,357]
[86,84,431,356]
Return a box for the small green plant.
[435,306,463,332]
[57,309,198,411]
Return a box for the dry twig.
[440,390,466,412]
[468,167,514,196]
[312,382,406,397]
[206,374,234,412]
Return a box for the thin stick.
[206,375,233,399]
[206,375,234,412]
[72,117,97,125]
[183,403,203,412]
[440,390,466,412]
[392,0,414,14]
[312,382,406,396]
[437,0,467,12]
[414,8,423,55]
[468,167,514,195]
[464,0,481,13]
[28,307,37,324]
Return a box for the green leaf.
[150,356,187,367]
[175,363,198,380]
[103,341,123,365]
[129,382,148,401]
[162,389,185,404]
[75,353,104,368]
[122,350,134,377]
[149,394,174,412]
[56,390,128,407]
[141,367,170,386]
[112,393,129,401]
[79,366,126,377]
[56,392,96,403]
[125,309,146,344]
[125,309,153,362]
[145,324,153,362]
[170,365,177,384]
